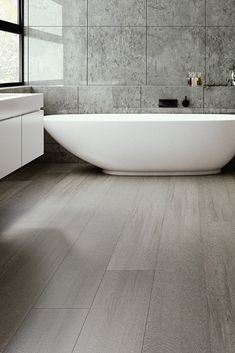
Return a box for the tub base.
[103,169,221,176]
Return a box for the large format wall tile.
[79,86,113,113]
[32,86,79,114]
[0,86,32,93]
[88,27,146,85]
[63,27,87,85]
[79,86,141,113]
[141,86,203,109]
[206,27,235,85]
[204,87,235,110]
[29,27,87,85]
[147,27,205,86]
[88,0,146,26]
[206,0,235,26]
[29,0,87,26]
[147,0,205,26]
[113,86,141,109]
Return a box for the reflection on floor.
[0,163,235,353]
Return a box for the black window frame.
[0,0,24,87]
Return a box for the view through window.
[0,0,24,86]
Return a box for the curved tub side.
[44,116,235,175]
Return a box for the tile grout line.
[45,84,205,88]
[77,86,80,113]
[26,25,235,28]
[27,0,29,84]
[140,270,156,353]
[204,0,207,112]
[86,0,89,85]
[205,1,207,80]
[140,86,142,109]
[70,266,108,353]
[32,307,90,310]
[30,307,90,310]
[146,0,148,85]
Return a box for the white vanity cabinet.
[0,116,22,179]
[0,93,44,179]
[0,111,44,179]
[22,110,44,166]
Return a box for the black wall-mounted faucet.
[182,96,190,107]
[159,99,178,108]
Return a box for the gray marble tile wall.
[0,86,32,93]
[24,0,234,162]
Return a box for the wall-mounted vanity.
[0,93,44,179]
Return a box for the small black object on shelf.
[159,99,178,108]
[182,96,190,107]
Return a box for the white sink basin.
[0,93,43,121]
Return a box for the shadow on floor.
[0,227,73,352]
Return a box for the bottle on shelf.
[188,72,193,86]
[192,72,197,87]
[188,72,203,87]
[197,72,203,86]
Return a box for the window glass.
[0,0,18,24]
[0,31,20,84]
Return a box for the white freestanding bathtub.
[44,114,235,176]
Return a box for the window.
[0,0,24,86]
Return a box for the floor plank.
[0,173,112,352]
[0,181,31,203]
[198,179,235,353]
[0,164,88,225]
[35,178,142,309]
[142,178,211,353]
[197,176,233,223]
[1,165,235,353]
[224,174,235,212]
[73,270,154,353]
[3,309,87,353]
[0,168,89,275]
[0,167,69,230]
[108,178,170,270]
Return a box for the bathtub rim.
[44,113,235,122]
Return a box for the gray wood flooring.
[0,163,235,353]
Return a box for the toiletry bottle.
[188,72,192,86]
[190,72,194,86]
[192,72,196,87]
[191,72,194,86]
[197,72,202,86]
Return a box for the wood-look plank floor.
[0,163,235,353]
